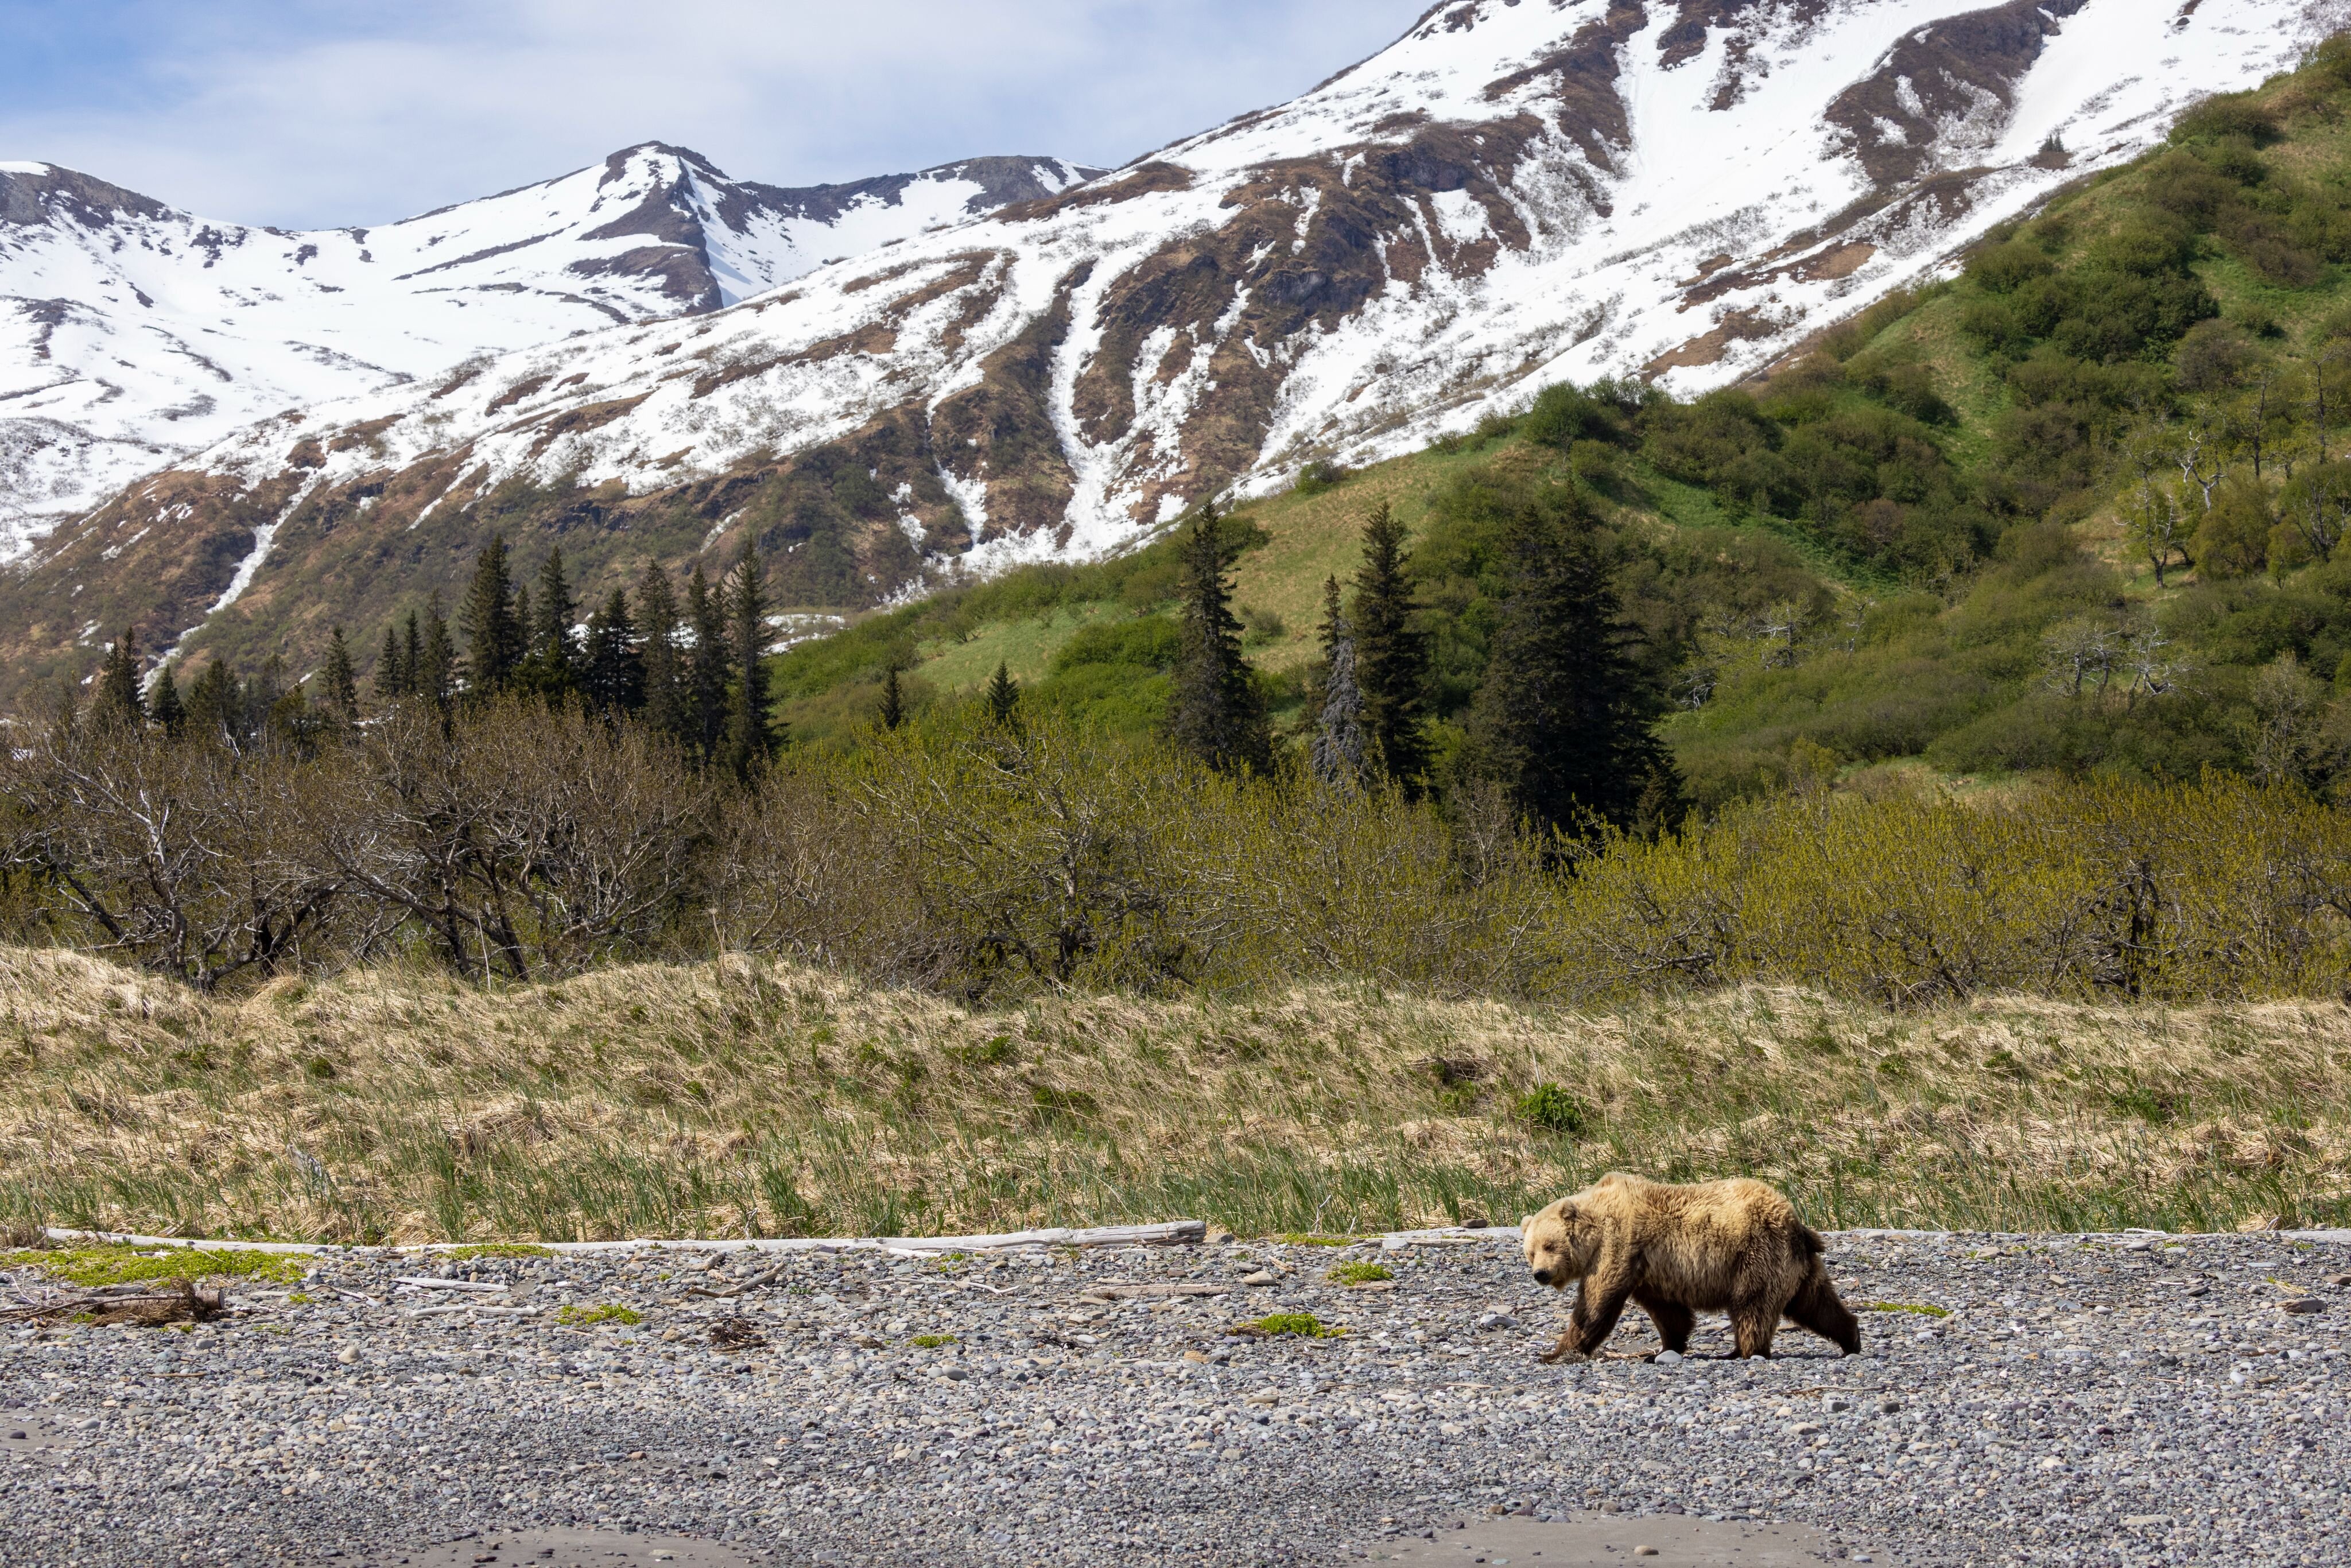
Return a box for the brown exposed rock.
[1645,308,1780,375]
[1824,0,2091,188]
[522,394,653,459]
[1484,0,1647,169]
[484,375,552,416]
[997,162,1195,223]
[933,267,1091,543]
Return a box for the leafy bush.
[1515,1082,1592,1136]
[1292,460,1351,497]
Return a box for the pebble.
[0,1231,2345,1565]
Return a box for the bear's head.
[1520,1197,1599,1291]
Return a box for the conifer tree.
[1165,503,1272,775]
[321,627,360,733]
[401,612,424,700]
[636,562,688,743]
[251,653,298,746]
[458,536,525,697]
[377,624,408,703]
[418,592,457,716]
[984,661,1021,728]
[878,664,906,731]
[518,546,579,699]
[1310,577,1367,790]
[186,658,241,745]
[1352,500,1431,791]
[721,545,780,781]
[151,662,187,739]
[685,566,729,762]
[1464,494,1675,836]
[91,628,146,732]
[583,588,645,715]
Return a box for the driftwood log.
[0,1280,226,1327]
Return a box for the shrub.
[1326,1262,1395,1284]
[1514,1082,1592,1135]
[1292,460,1351,498]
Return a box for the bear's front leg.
[1555,1270,1635,1361]
[1538,1330,1588,1365]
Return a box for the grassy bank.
[2,948,2344,1245]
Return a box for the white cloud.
[0,0,1430,227]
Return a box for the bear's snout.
[1530,1266,1554,1286]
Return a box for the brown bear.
[1520,1172,1860,1362]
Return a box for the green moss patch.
[2,1245,304,1288]
[554,1303,642,1327]
[1233,1312,1345,1338]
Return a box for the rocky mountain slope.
[0,148,1097,558]
[5,0,2346,704]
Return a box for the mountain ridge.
[0,146,1101,559]
[3,0,2346,707]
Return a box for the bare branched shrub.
[5,698,2346,1006]
[0,720,358,988]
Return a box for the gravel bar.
[3,1229,2346,1566]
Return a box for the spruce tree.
[1464,494,1675,836]
[984,661,1021,728]
[1309,577,1367,790]
[186,658,240,745]
[151,662,187,739]
[1352,500,1431,791]
[583,588,645,715]
[878,664,906,731]
[685,566,729,762]
[1165,503,1272,775]
[251,653,299,746]
[518,546,579,699]
[321,627,360,733]
[91,628,146,732]
[418,592,457,716]
[401,612,424,700]
[637,562,688,743]
[377,624,409,702]
[721,545,780,781]
[458,536,525,697]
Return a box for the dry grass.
[1,945,2345,1244]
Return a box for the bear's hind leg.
[1786,1266,1862,1355]
[1635,1292,1694,1355]
[1729,1294,1783,1359]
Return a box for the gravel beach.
[3,1228,2346,1567]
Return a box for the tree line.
[1170,485,1676,838]
[84,538,785,785]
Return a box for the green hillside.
[769,41,2351,807]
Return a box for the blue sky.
[0,1,1431,228]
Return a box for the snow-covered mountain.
[0,148,1099,557]
[6,0,2347,704]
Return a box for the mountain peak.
[1,161,177,228]
[0,142,1100,560]
[4,0,2343,705]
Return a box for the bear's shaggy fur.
[1520,1172,1861,1362]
